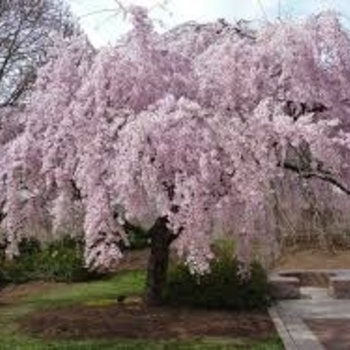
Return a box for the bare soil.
[275,249,350,270]
[20,301,276,341]
[116,248,150,271]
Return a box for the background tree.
[2,7,350,305]
[0,0,79,108]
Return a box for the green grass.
[0,270,283,350]
[25,270,146,307]
[0,337,283,350]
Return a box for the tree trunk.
[145,217,176,306]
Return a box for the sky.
[66,0,350,47]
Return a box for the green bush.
[126,225,150,250]
[34,236,94,282]
[0,247,6,288]
[0,236,102,285]
[0,259,30,284]
[163,240,271,310]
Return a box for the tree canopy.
[1,7,350,276]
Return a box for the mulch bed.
[305,319,350,350]
[19,301,276,341]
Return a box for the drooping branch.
[282,161,350,196]
[276,98,350,196]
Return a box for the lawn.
[0,271,283,350]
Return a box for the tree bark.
[145,217,176,306]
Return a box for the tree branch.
[282,161,350,196]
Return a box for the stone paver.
[269,306,324,350]
[269,287,350,349]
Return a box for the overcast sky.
[66,0,350,47]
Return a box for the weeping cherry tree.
[1,7,350,304]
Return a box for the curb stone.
[268,305,325,350]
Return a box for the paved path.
[269,287,350,349]
[306,319,350,350]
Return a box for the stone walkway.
[269,287,350,349]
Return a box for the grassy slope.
[0,270,283,350]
